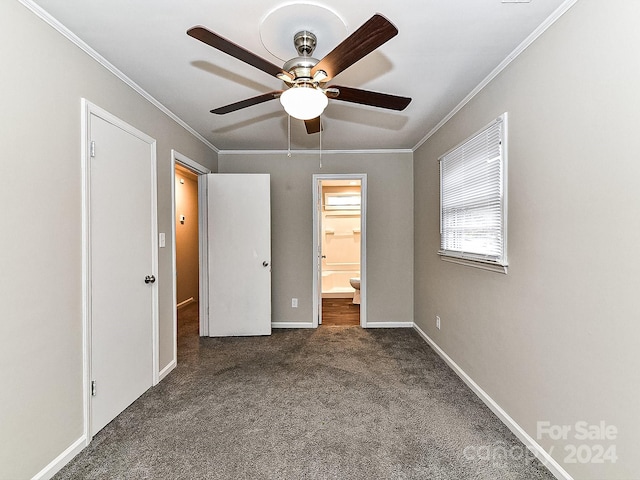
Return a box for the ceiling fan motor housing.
[281,31,326,84]
[282,56,320,82]
[294,31,317,56]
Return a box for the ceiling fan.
[187,14,411,134]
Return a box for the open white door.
[207,174,271,336]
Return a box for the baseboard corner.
[158,359,177,382]
[31,435,86,480]
[412,323,573,480]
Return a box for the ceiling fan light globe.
[280,86,328,120]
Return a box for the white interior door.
[90,113,156,435]
[207,174,271,336]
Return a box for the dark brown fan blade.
[304,117,322,134]
[311,14,398,81]
[210,91,283,114]
[188,26,293,80]
[329,85,411,111]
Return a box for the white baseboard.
[366,322,414,328]
[158,359,176,381]
[177,297,195,309]
[270,321,414,329]
[31,435,86,480]
[272,322,315,329]
[412,323,572,480]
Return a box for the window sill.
[439,254,508,274]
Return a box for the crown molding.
[18,0,219,153]
[412,0,579,152]
[219,148,413,156]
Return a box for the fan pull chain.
[287,115,292,158]
[319,115,322,169]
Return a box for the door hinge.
[90,141,96,158]
[91,380,97,396]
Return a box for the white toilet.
[349,277,361,305]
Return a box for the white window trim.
[438,113,508,274]
[440,255,508,274]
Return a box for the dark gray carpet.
[55,304,555,479]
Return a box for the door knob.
[263,261,269,267]
[144,275,156,284]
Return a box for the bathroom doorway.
[312,174,367,328]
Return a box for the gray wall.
[0,2,216,478]
[219,151,413,326]
[413,0,640,478]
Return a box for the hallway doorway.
[174,164,199,313]
[169,151,211,375]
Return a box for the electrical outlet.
[436,315,441,330]
[292,298,298,308]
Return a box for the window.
[439,113,508,272]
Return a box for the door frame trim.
[81,99,159,442]
[170,151,211,361]
[312,174,367,328]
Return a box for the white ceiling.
[28,0,569,152]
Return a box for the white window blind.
[439,114,507,267]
